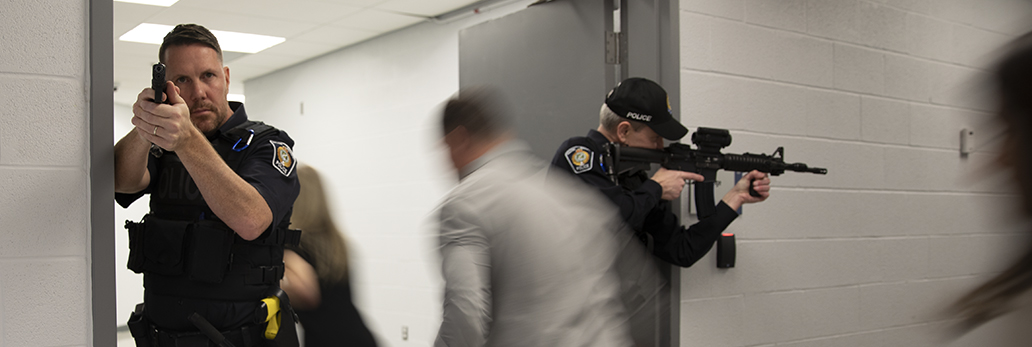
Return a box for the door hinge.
[605,31,626,65]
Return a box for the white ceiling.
[114,0,483,105]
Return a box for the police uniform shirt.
[116,102,299,233]
[548,129,739,267]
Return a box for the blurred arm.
[435,203,491,347]
[281,250,321,310]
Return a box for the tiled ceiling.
[114,0,483,105]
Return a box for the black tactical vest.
[126,121,299,302]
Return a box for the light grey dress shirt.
[434,141,634,347]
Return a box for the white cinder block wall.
[243,1,534,346]
[678,0,1032,346]
[0,0,92,346]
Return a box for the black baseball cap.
[604,77,688,140]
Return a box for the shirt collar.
[587,128,611,145]
[208,101,247,140]
[458,140,529,180]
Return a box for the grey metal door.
[458,0,610,160]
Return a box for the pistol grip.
[748,177,761,198]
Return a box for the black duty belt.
[152,323,263,347]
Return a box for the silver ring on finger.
[153,126,158,135]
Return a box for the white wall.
[0,0,92,346]
[678,0,1032,346]
[243,1,534,346]
[113,104,147,328]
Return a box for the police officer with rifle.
[549,77,773,268]
[550,77,827,347]
[114,24,301,347]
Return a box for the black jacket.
[548,129,738,267]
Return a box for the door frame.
[622,1,682,344]
[90,0,117,345]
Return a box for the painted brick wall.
[678,0,1032,346]
[243,2,534,346]
[0,0,91,346]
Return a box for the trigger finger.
[684,172,704,182]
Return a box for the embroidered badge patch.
[565,145,593,174]
[270,140,296,177]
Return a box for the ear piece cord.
[232,129,255,152]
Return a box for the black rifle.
[602,127,827,197]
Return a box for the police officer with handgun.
[114,24,301,347]
[549,77,771,268]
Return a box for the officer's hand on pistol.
[131,81,194,152]
[651,167,704,201]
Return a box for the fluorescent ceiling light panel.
[120,23,285,54]
[211,30,286,54]
[119,23,174,45]
[114,0,179,6]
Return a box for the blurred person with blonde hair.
[281,164,378,346]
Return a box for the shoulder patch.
[564,145,593,174]
[270,140,296,177]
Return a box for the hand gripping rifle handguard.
[602,127,827,197]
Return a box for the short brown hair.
[441,87,512,138]
[158,24,223,63]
